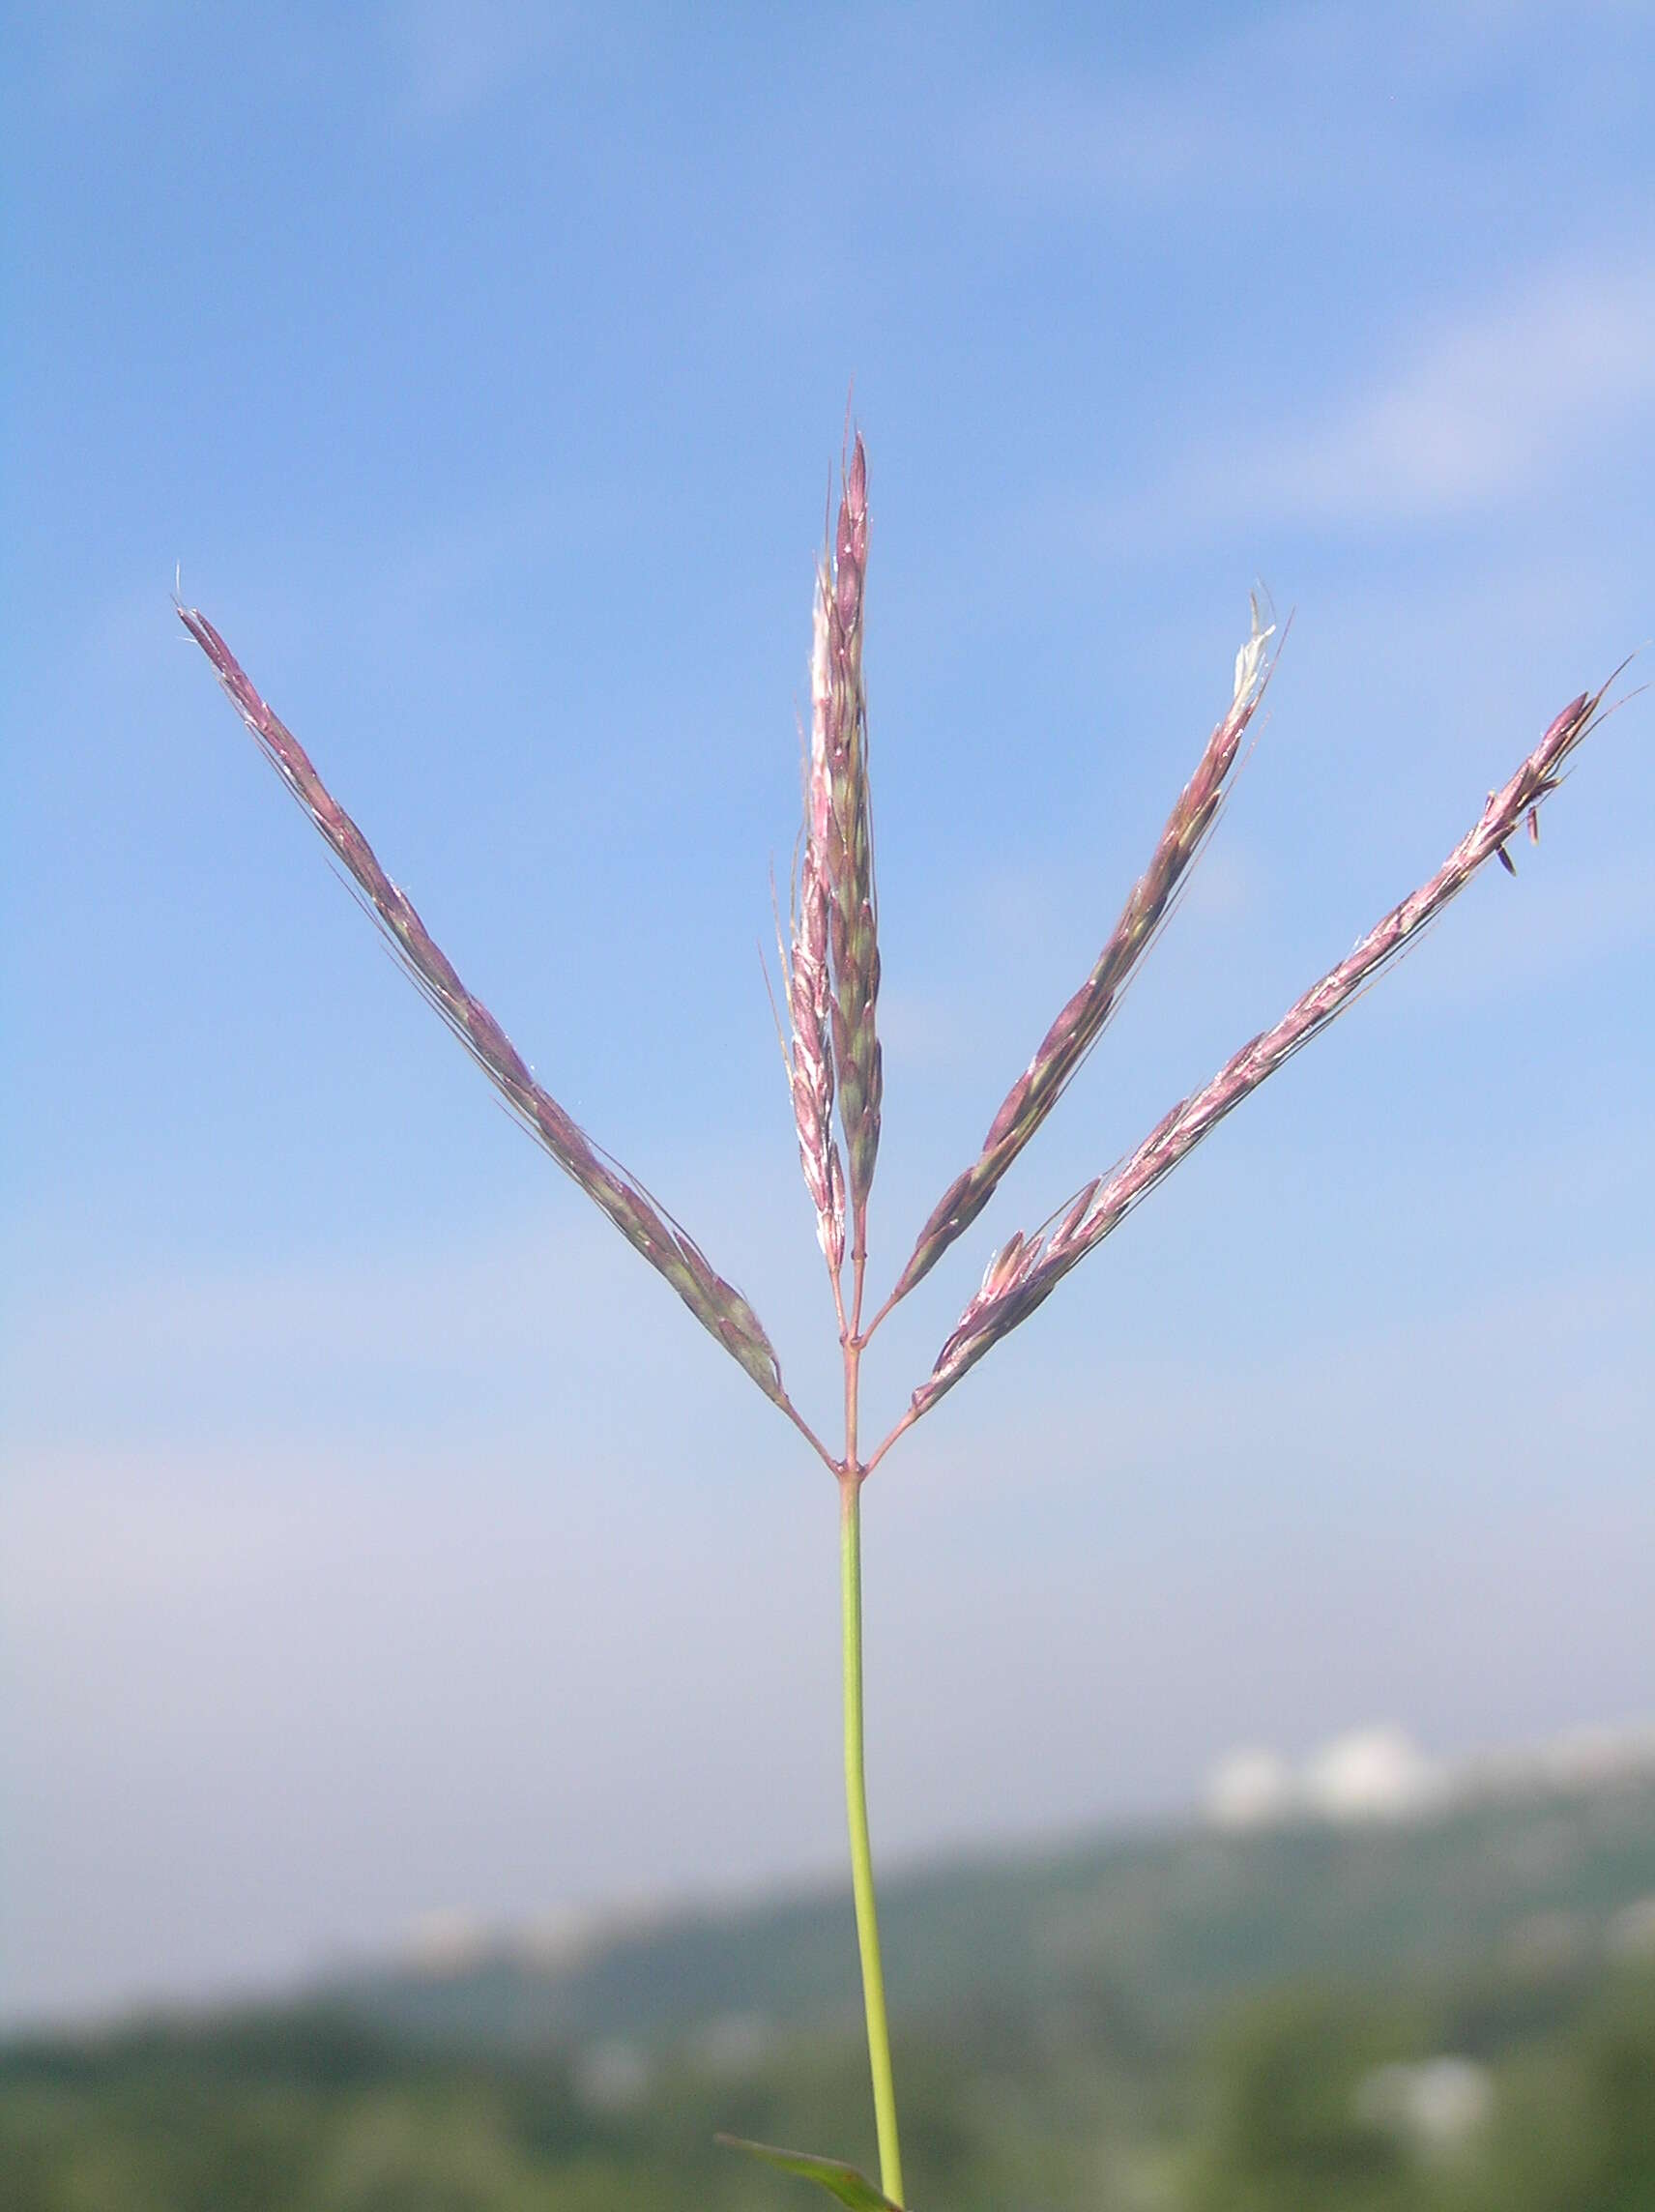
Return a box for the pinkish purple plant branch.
[820,436,883,1314]
[878,597,1279,1324]
[176,605,831,1456]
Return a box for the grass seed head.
[180,604,793,1412]
[822,433,883,1259]
[891,597,1276,1305]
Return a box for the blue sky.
[3,1,1652,2024]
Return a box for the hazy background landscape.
[9,1734,1655,2206]
[4,1,1653,2201]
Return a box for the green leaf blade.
[715,2132,905,2209]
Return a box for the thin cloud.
[1255,260,1655,524]
[392,0,577,126]
[1061,257,1655,551]
[962,3,1634,218]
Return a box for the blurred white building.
[1205,1725,1444,1829]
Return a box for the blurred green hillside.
[7,1775,1655,2211]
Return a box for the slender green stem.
[840,1473,904,2206]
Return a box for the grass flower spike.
[177,605,798,1422]
[887,596,1277,1310]
[822,435,883,1291]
